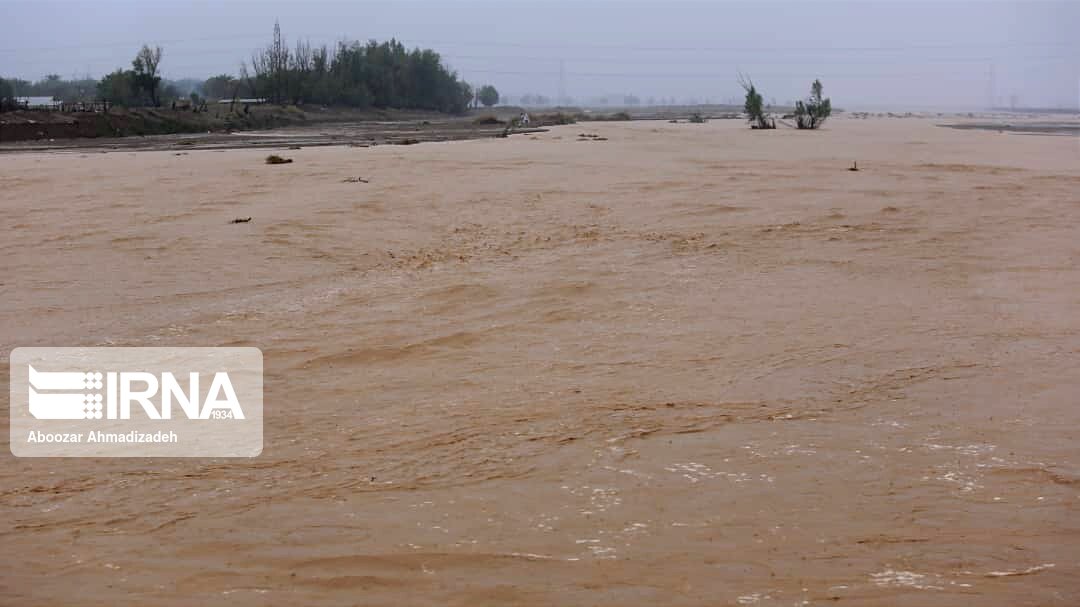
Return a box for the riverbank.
[0,105,471,143]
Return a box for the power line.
[445,54,1074,68]
[0,35,1073,55]
[558,59,566,104]
[0,34,270,54]
[412,67,1065,81]
[4,60,1066,85]
[5,46,1072,70]
[416,38,1077,54]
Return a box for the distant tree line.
[1,49,201,109]
[240,22,473,113]
[517,93,552,107]
[1,21,482,115]
[3,25,836,122]
[0,74,102,110]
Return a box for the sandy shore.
[2,118,1078,605]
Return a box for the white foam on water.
[870,570,944,590]
[924,442,996,456]
[985,563,1055,577]
[505,552,558,561]
[778,444,817,456]
[587,545,617,559]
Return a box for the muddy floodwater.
[2,118,1078,606]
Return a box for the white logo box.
[10,347,262,457]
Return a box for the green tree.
[85,22,475,115]
[132,44,163,106]
[202,74,237,100]
[2,75,97,104]
[288,39,313,104]
[0,78,15,111]
[458,82,474,112]
[97,69,138,105]
[478,84,499,107]
[248,21,289,104]
[794,79,831,129]
[737,73,774,129]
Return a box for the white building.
[15,96,60,110]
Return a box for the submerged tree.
[737,73,774,129]
[794,79,831,129]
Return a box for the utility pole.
[558,59,566,106]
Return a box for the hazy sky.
[2,1,1077,109]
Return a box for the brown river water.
[2,118,1078,605]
